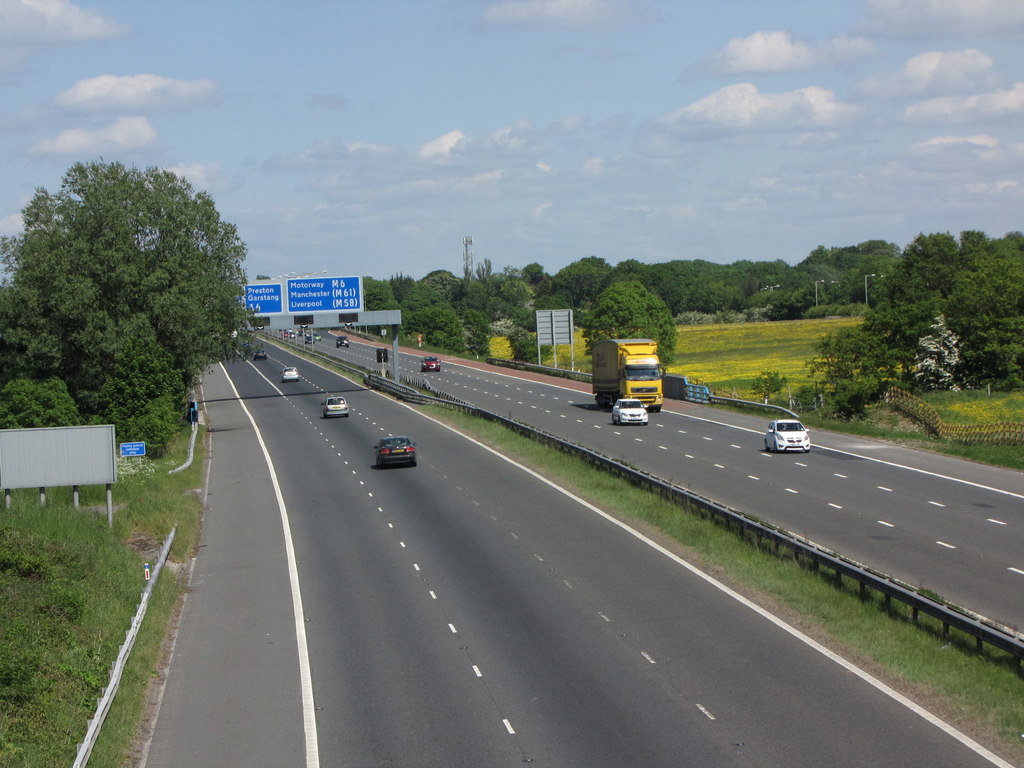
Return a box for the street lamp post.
[864,274,876,306]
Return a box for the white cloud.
[166,162,237,194]
[56,74,219,111]
[453,169,502,192]
[909,134,999,154]
[536,161,551,172]
[417,129,468,161]
[711,31,873,74]
[480,0,656,27]
[0,0,127,72]
[857,49,995,98]
[30,116,158,155]
[662,83,859,130]
[861,0,1024,37]
[531,200,554,217]
[0,210,24,235]
[965,180,1021,195]
[487,120,535,152]
[904,82,1024,122]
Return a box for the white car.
[322,396,349,418]
[611,398,649,425]
[281,366,300,383]
[764,419,810,453]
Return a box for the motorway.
[139,340,1016,768]
[315,333,1024,631]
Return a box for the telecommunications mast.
[462,235,474,279]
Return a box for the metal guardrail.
[708,394,799,419]
[361,373,1024,672]
[74,528,177,767]
[168,422,199,475]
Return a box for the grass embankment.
[423,405,1024,762]
[0,428,205,768]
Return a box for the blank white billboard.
[0,425,117,489]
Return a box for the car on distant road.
[374,436,417,467]
[281,366,300,383]
[321,396,350,418]
[304,334,313,344]
[313,332,322,341]
[336,336,349,348]
[420,356,441,372]
[611,398,648,425]
[253,349,267,360]
[764,419,810,453]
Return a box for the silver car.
[281,366,300,383]
[322,396,350,418]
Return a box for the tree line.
[362,238,905,362]
[363,231,1022,418]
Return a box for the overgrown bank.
[0,428,205,768]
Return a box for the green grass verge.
[0,427,205,768]
[421,404,1024,763]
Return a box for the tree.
[582,281,676,364]
[550,256,611,310]
[521,262,547,287]
[942,237,1024,388]
[0,161,249,415]
[914,315,962,391]
[420,269,462,303]
[809,326,892,418]
[362,276,399,310]
[407,304,465,352]
[507,326,535,362]
[0,378,80,429]
[462,309,491,357]
[99,329,184,455]
[751,371,788,403]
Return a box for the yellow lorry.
[591,339,663,412]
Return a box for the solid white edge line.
[219,362,320,768]
[399,402,1014,768]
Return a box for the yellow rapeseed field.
[668,317,862,396]
[493,318,861,395]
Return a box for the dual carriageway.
[138,332,1023,768]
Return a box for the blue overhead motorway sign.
[286,276,363,313]
[244,283,284,314]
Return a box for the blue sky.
[1,0,1022,281]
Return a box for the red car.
[420,356,441,372]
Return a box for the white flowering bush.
[914,315,962,391]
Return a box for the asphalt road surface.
[138,347,1014,768]
[312,334,1024,630]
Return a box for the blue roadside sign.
[286,276,363,313]
[245,283,284,314]
[120,442,146,457]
